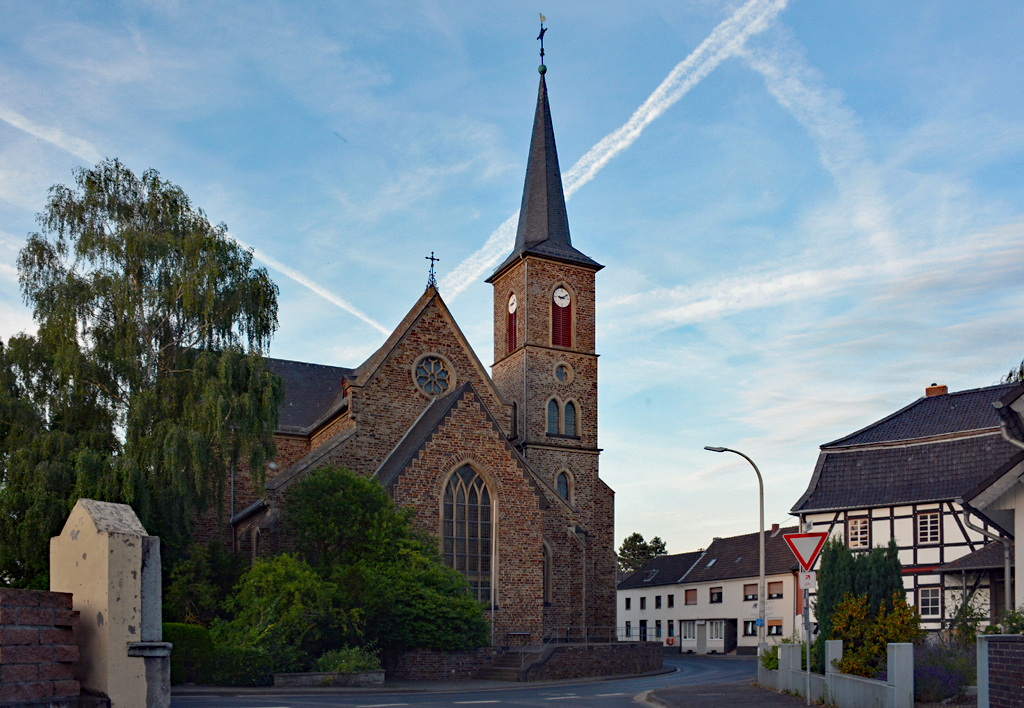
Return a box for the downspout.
[956,497,1012,619]
[1000,420,1024,453]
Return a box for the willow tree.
[0,159,283,586]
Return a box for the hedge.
[163,623,274,686]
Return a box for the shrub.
[164,623,274,686]
[760,644,779,670]
[831,592,923,678]
[315,646,382,673]
[164,542,247,626]
[914,642,974,703]
[164,623,214,684]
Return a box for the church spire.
[487,64,601,283]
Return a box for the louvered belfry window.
[552,290,571,347]
[507,310,517,353]
[443,465,492,604]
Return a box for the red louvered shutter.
[552,295,571,347]
[507,310,517,353]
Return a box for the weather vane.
[537,14,547,73]
[425,252,440,290]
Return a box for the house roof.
[792,433,1020,513]
[936,541,1014,573]
[683,526,801,584]
[616,551,704,590]
[822,383,1017,449]
[264,357,353,434]
[487,74,601,283]
[617,526,800,590]
[792,383,1023,514]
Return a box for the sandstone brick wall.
[0,589,80,704]
[987,635,1024,708]
[524,642,662,681]
[384,647,499,681]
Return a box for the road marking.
[543,697,579,701]
[356,704,409,707]
[454,702,501,705]
[596,693,626,696]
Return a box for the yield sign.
[783,532,829,571]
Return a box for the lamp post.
[704,446,765,655]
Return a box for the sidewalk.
[650,681,808,707]
[170,666,677,697]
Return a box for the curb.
[171,666,678,697]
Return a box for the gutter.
[955,497,1012,619]
[230,498,267,527]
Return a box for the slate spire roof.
[487,73,601,283]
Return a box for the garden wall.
[0,588,80,706]
[524,642,662,681]
[978,634,1024,708]
[384,648,499,680]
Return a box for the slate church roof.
[791,383,1021,514]
[264,358,353,435]
[487,73,601,283]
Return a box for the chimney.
[771,523,780,535]
[926,383,948,397]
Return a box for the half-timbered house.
[790,382,1020,630]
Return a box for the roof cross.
[537,14,547,67]
[425,251,440,290]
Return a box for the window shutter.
[552,292,571,347]
[507,310,517,353]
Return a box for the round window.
[554,363,573,383]
[415,356,451,396]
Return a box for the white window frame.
[919,587,941,617]
[709,620,724,640]
[682,620,696,639]
[848,516,870,549]
[917,511,941,545]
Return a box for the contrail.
[440,0,789,298]
[242,242,391,336]
[0,105,102,164]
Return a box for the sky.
[2,0,1024,557]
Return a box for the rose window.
[416,356,451,396]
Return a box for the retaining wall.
[524,642,662,681]
[0,589,80,706]
[384,648,499,680]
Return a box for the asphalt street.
[171,655,756,708]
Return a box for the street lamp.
[704,446,766,655]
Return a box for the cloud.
[440,0,790,298]
[0,105,101,164]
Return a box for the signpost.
[784,532,828,706]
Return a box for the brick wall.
[384,647,499,681]
[524,642,663,682]
[0,589,80,704]
[986,635,1024,708]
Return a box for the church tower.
[488,66,614,629]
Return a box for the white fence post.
[977,635,989,708]
[887,643,913,708]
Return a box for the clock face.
[508,293,517,314]
[553,287,570,308]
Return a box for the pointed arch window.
[564,401,576,437]
[547,399,560,434]
[556,472,570,500]
[552,287,572,348]
[507,293,518,354]
[511,401,518,439]
[443,465,493,604]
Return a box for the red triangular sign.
[783,532,829,571]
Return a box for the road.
[171,655,756,708]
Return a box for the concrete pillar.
[824,639,842,674]
[977,635,990,708]
[50,499,171,708]
[887,643,914,708]
[779,643,801,693]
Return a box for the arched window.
[542,543,553,603]
[442,466,492,604]
[556,472,570,500]
[511,401,518,439]
[547,399,560,434]
[507,293,518,354]
[564,401,576,437]
[552,286,572,348]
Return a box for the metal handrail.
[502,626,641,669]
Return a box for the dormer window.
[643,569,659,582]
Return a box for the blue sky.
[2,0,1024,556]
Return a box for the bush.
[914,642,974,703]
[164,542,247,626]
[831,592,923,678]
[164,623,274,686]
[315,646,382,673]
[760,644,779,670]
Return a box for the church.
[203,68,617,644]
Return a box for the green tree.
[284,465,490,656]
[617,532,668,573]
[0,159,283,586]
[1003,358,1024,384]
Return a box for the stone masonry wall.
[0,589,80,705]
[987,635,1024,708]
[384,647,499,681]
[524,642,662,681]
